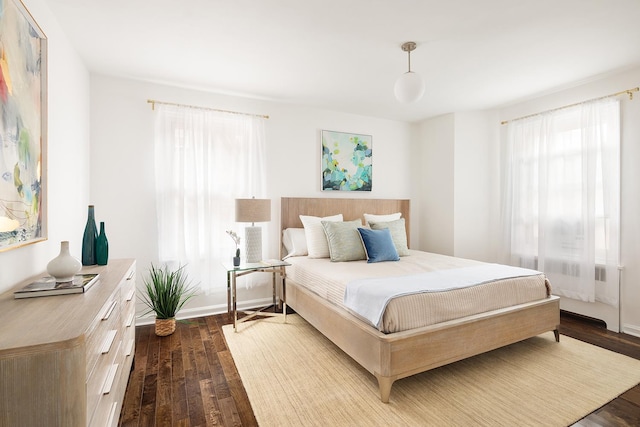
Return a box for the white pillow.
[282,228,308,259]
[363,212,401,226]
[300,214,343,258]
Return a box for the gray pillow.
[321,219,366,262]
[369,218,409,256]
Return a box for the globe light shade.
[394,71,425,103]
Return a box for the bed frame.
[281,197,560,403]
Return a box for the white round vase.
[47,241,82,282]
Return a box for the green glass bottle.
[81,205,98,265]
[96,221,109,265]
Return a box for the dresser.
[0,259,136,427]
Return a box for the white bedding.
[344,263,544,329]
[286,250,550,333]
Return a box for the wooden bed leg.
[375,374,395,404]
[554,328,560,342]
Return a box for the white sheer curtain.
[501,98,620,306]
[153,104,267,293]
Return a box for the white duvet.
[286,250,550,333]
[344,263,543,329]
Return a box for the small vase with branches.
[227,230,241,266]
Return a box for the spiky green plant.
[141,263,198,319]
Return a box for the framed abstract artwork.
[321,130,372,191]
[0,0,48,252]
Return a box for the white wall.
[0,0,90,294]
[412,114,455,255]
[412,111,499,262]
[453,111,499,262]
[89,74,413,321]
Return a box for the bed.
[280,197,560,403]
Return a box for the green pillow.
[321,219,366,262]
[369,218,409,256]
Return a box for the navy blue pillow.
[357,227,400,263]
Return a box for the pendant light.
[394,41,425,103]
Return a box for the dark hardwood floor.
[118,313,257,427]
[561,312,640,427]
[118,311,640,427]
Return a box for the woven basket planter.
[155,318,176,336]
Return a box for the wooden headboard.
[280,197,410,246]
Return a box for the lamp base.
[245,226,262,263]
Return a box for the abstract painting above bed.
[321,130,372,191]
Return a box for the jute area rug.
[223,315,640,427]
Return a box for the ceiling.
[44,0,640,122]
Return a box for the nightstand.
[223,260,290,331]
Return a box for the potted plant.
[227,230,241,266]
[140,263,198,336]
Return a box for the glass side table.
[222,259,290,332]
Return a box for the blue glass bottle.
[96,221,109,265]
[82,205,98,265]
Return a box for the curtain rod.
[500,86,638,125]
[147,99,269,119]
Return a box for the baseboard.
[559,297,620,332]
[622,323,640,338]
[136,296,275,326]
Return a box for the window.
[501,99,620,305]
[153,104,267,293]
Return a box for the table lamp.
[235,198,271,263]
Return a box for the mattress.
[286,250,551,333]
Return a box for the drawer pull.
[102,363,119,395]
[107,401,119,427]
[126,339,134,357]
[101,330,118,354]
[125,289,135,301]
[102,300,118,320]
[126,312,135,328]
[126,270,135,280]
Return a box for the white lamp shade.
[394,71,425,103]
[235,198,271,223]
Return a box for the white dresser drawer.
[86,294,121,378]
[87,330,122,425]
[121,267,136,306]
[121,266,136,365]
[91,326,130,427]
